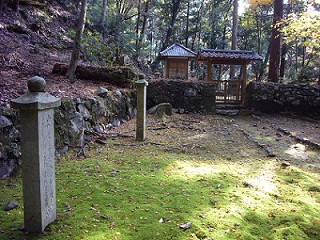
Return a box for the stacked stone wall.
[147,79,216,114]
[246,82,320,113]
[0,90,136,179]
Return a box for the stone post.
[135,79,148,141]
[11,76,61,233]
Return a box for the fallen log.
[52,63,140,87]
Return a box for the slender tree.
[162,0,183,51]
[13,0,19,15]
[66,0,88,82]
[136,0,150,57]
[135,0,142,50]
[268,0,284,82]
[185,0,190,47]
[101,0,107,26]
[230,0,238,79]
[210,0,216,48]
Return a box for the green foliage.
[81,30,113,66]
[280,5,320,83]
[282,11,320,51]
[62,0,320,82]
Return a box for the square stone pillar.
[11,76,61,233]
[135,79,148,141]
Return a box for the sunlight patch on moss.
[285,143,308,159]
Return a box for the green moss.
[0,138,319,239]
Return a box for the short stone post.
[135,79,148,141]
[11,76,61,233]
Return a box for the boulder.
[149,103,173,118]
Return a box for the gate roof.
[196,49,262,65]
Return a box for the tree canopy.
[4,0,316,83]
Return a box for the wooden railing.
[212,80,242,104]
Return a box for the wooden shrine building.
[196,49,262,104]
[160,44,196,79]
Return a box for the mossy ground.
[1,113,319,240]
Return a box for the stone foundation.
[147,79,216,114]
[246,82,320,113]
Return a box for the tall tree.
[210,0,216,48]
[66,0,88,82]
[136,0,150,58]
[162,0,183,51]
[268,0,284,82]
[230,0,238,79]
[185,0,190,47]
[13,0,19,14]
[101,0,108,26]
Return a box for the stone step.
[216,104,244,110]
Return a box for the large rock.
[0,160,15,180]
[0,116,12,128]
[149,103,173,118]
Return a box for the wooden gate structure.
[196,49,262,105]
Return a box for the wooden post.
[207,61,212,81]
[241,62,247,106]
[236,70,241,102]
[164,59,168,78]
[224,80,227,103]
[186,60,189,80]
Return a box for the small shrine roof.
[160,44,196,59]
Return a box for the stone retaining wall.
[246,81,320,113]
[147,79,216,114]
[0,90,136,179]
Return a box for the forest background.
[2,0,320,84]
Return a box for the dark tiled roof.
[196,49,263,62]
[160,44,196,58]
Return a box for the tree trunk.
[191,0,204,50]
[101,0,107,26]
[185,0,190,48]
[268,0,283,82]
[210,0,216,48]
[279,43,287,82]
[230,0,238,79]
[259,42,271,81]
[137,0,150,57]
[162,0,182,51]
[135,0,141,50]
[66,0,88,82]
[53,63,138,87]
[13,0,19,15]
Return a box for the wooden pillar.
[241,62,247,105]
[236,72,240,102]
[186,60,189,80]
[207,61,212,81]
[164,59,169,78]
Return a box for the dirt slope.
[0,1,112,107]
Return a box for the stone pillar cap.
[11,77,61,110]
[135,79,148,86]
